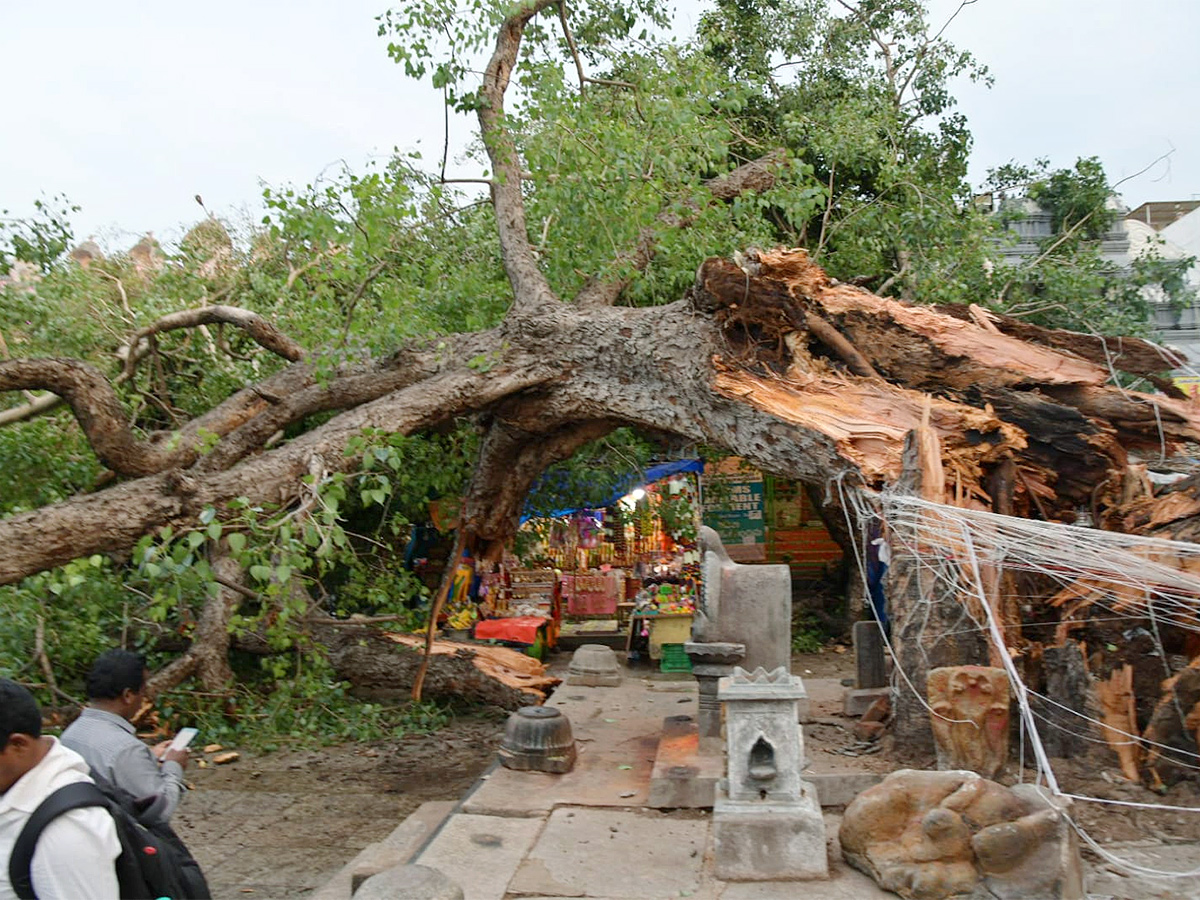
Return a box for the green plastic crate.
[659,643,692,673]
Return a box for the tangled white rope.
[838,482,1200,878]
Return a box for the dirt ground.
[173,710,506,898]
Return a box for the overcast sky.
[1,0,1197,250]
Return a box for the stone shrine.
[927,666,1010,778]
[692,526,791,674]
[712,666,827,881]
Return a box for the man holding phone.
[60,651,188,825]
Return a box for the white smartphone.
[168,727,199,752]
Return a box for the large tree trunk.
[3,250,1197,585]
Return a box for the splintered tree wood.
[1142,658,1200,786]
[383,632,559,697]
[1096,664,1142,781]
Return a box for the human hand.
[161,747,189,768]
[150,740,172,760]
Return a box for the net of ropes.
[838,481,1200,879]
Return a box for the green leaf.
[207,521,223,541]
[250,565,273,582]
[227,532,246,554]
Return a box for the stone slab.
[843,686,890,717]
[852,620,888,689]
[805,772,883,808]
[353,864,463,900]
[311,801,458,900]
[564,672,622,686]
[413,812,545,900]
[1083,841,1200,900]
[508,807,709,898]
[463,678,696,816]
[647,715,722,809]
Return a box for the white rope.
[842,486,1200,880]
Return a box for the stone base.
[354,864,463,900]
[806,772,882,807]
[647,716,722,809]
[563,671,621,686]
[497,743,576,773]
[843,686,890,717]
[712,785,829,881]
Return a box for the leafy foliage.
[0,195,79,273]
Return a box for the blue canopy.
[521,458,704,522]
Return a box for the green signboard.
[701,471,766,559]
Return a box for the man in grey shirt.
[61,650,189,824]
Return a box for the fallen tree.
[3,0,1199,723]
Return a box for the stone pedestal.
[712,666,828,881]
[713,785,827,880]
[565,644,621,686]
[683,641,745,738]
[498,707,577,773]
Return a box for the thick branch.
[463,417,619,543]
[119,305,306,380]
[479,0,561,314]
[0,361,551,584]
[935,303,1187,376]
[0,359,181,477]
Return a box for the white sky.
[1,0,1197,250]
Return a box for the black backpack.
[9,776,210,900]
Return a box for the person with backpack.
[0,679,120,900]
[61,651,187,825]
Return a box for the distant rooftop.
[1126,200,1200,231]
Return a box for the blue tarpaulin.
[521,458,704,522]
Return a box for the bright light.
[630,487,646,501]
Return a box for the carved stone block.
[840,769,1082,900]
[928,665,1009,778]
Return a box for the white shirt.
[0,738,120,900]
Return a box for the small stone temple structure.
[712,666,827,881]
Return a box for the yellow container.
[648,614,693,659]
